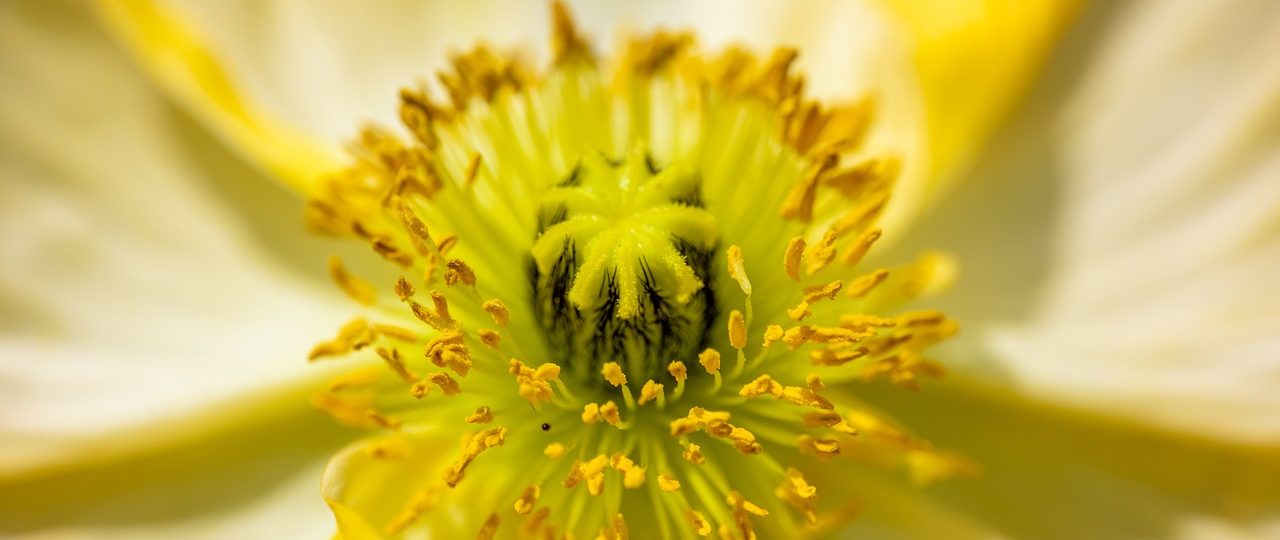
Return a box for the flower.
[3,0,1280,538]
[303,6,967,537]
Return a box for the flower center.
[305,4,971,539]
[531,147,717,384]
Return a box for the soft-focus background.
[2,0,1278,538]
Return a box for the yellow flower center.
[305,3,969,539]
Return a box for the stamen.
[846,268,890,298]
[384,488,439,535]
[393,276,415,301]
[465,406,493,424]
[658,474,682,492]
[544,443,567,458]
[444,259,477,287]
[514,485,540,514]
[639,379,665,407]
[375,347,416,383]
[482,298,510,326]
[842,227,882,267]
[776,468,819,525]
[797,435,841,460]
[443,427,507,487]
[725,245,752,295]
[685,510,712,537]
[806,230,839,276]
[476,513,500,540]
[327,255,377,306]
[683,443,705,465]
[308,317,372,361]
[783,236,806,281]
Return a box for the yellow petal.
[96,0,342,193]
[877,0,1081,185]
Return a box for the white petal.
[829,382,1280,539]
[0,407,347,539]
[901,0,1280,443]
[0,1,354,476]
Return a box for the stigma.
[532,146,717,382]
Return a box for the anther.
[328,255,377,306]
[784,236,806,281]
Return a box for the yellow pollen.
[514,485,540,514]
[804,280,844,303]
[464,153,483,187]
[685,510,712,536]
[308,317,371,361]
[366,409,402,430]
[782,325,815,349]
[465,406,493,424]
[725,245,752,295]
[582,402,601,425]
[383,488,439,535]
[443,427,507,487]
[508,359,560,406]
[409,299,453,332]
[601,513,630,540]
[544,442,567,458]
[783,236,806,281]
[371,323,419,343]
[476,513,500,540]
[798,434,841,460]
[327,255,376,306]
[601,361,628,387]
[728,310,747,350]
[375,347,416,383]
[413,372,460,398]
[477,328,500,348]
[482,298,510,326]
[762,325,785,348]
[425,332,472,376]
[776,468,819,525]
[393,276,415,301]
[638,379,665,406]
[739,374,783,399]
[667,361,688,382]
[787,302,812,321]
[842,227,882,266]
[444,258,477,287]
[847,268,890,298]
[611,453,647,488]
[428,290,452,322]
[600,400,622,426]
[658,474,681,492]
[682,443,705,465]
[729,491,770,517]
[806,230,839,275]
[698,348,721,375]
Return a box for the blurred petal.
[827,381,1280,539]
[0,0,354,477]
[876,0,1081,183]
[0,401,352,538]
[96,0,343,193]
[984,0,1280,443]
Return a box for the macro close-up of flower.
[2,1,1279,539]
